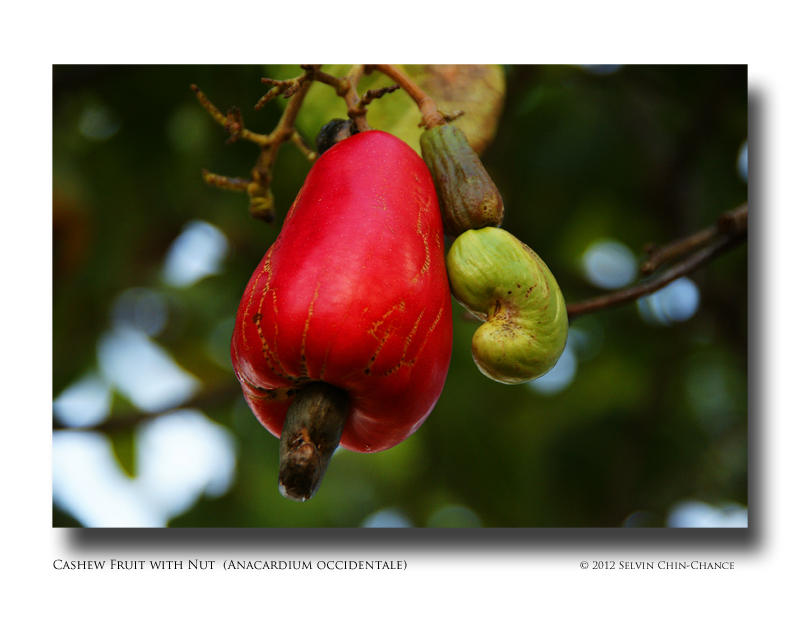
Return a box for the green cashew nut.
[420,124,504,237]
[447,227,568,384]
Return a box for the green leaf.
[110,427,137,478]
[106,389,137,477]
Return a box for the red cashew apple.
[231,130,453,501]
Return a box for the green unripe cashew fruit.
[420,124,504,236]
[447,227,568,384]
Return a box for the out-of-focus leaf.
[402,64,505,154]
[264,65,505,155]
[110,427,136,478]
[105,390,137,477]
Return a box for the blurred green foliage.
[53,65,747,527]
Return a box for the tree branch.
[566,204,748,320]
[640,203,748,275]
[53,384,240,434]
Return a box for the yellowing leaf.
[263,65,506,155]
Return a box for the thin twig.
[190,84,227,125]
[357,84,400,109]
[641,203,748,274]
[261,76,314,169]
[201,170,251,192]
[640,227,717,275]
[273,76,313,134]
[290,131,317,162]
[371,64,446,129]
[194,71,318,219]
[190,85,271,146]
[566,205,747,320]
[53,384,240,434]
[255,73,313,110]
[306,66,345,92]
[341,64,370,132]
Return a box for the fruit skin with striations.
[420,123,504,236]
[231,130,453,453]
[447,227,568,384]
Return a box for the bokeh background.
[52,65,748,528]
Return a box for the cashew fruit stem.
[278,382,350,502]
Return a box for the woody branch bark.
[566,204,748,320]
